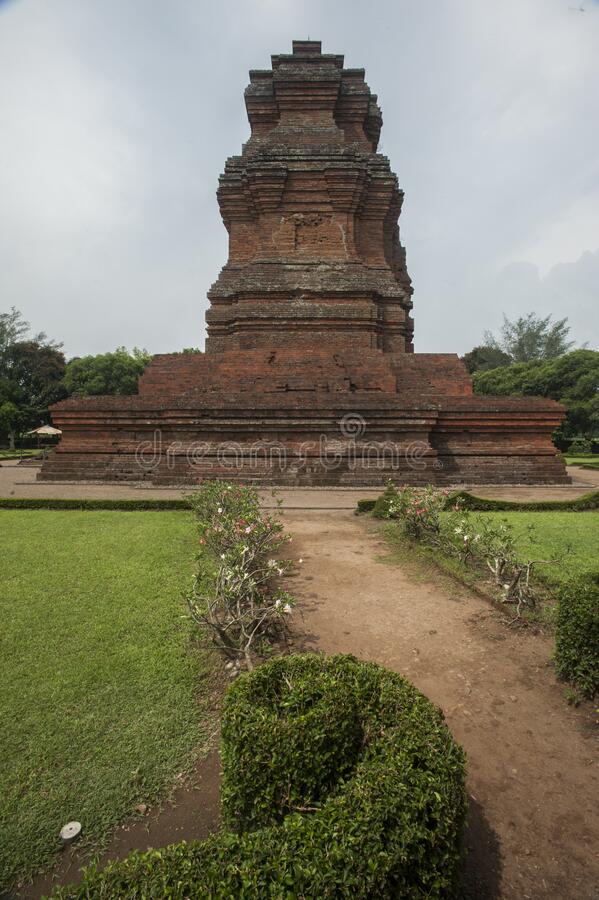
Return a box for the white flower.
[220,553,226,560]
[454,527,462,535]
[217,507,223,514]
[275,598,282,608]
[463,535,469,542]
[283,603,293,614]
[244,526,251,533]
[277,568,284,576]
[267,559,277,568]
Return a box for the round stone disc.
[60,821,82,843]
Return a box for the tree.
[473,349,599,442]
[484,312,575,363]
[0,308,29,353]
[0,307,62,356]
[0,401,20,450]
[462,345,512,374]
[1,341,67,440]
[0,309,65,448]
[63,347,151,396]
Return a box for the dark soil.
[16,752,220,900]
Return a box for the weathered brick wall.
[207,40,413,354]
[40,40,568,487]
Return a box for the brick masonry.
[40,40,568,486]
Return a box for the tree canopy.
[0,307,62,355]
[462,345,512,374]
[473,349,599,440]
[483,312,575,364]
[63,347,151,396]
[0,309,171,448]
[0,309,66,447]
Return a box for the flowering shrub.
[452,515,565,612]
[442,510,482,564]
[185,482,295,670]
[475,516,519,588]
[381,483,448,541]
[374,484,566,615]
[371,480,399,518]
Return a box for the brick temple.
[40,40,568,486]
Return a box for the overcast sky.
[1,0,598,359]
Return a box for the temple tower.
[206,40,414,354]
[39,40,568,487]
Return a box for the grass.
[565,454,599,469]
[382,511,599,613]
[0,510,215,892]
[457,511,599,588]
[0,448,42,459]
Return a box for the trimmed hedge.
[555,576,599,699]
[445,489,599,512]
[371,480,401,518]
[53,654,467,899]
[357,490,599,515]
[356,497,377,514]
[0,497,190,511]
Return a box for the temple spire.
[208,39,413,354]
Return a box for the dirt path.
[284,509,599,900]
[13,502,599,899]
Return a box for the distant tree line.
[1,306,597,450]
[463,312,597,446]
[0,308,152,449]
[463,312,575,373]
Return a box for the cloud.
[471,250,599,345]
[0,0,597,357]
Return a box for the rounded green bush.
[555,575,599,699]
[53,655,467,899]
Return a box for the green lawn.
[0,511,213,892]
[565,454,599,469]
[443,511,599,588]
[0,448,41,459]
